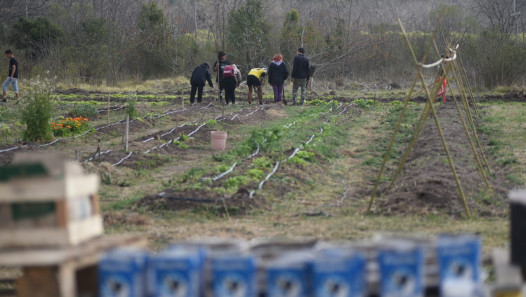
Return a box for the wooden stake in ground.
[92,139,101,163]
[124,115,129,152]
[107,94,110,125]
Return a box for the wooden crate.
[0,235,146,297]
[0,153,103,248]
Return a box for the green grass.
[479,103,526,186]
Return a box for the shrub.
[289,156,307,165]
[296,151,315,162]
[247,128,283,152]
[70,104,98,119]
[224,175,248,190]
[355,99,376,109]
[215,164,231,174]
[306,99,325,106]
[21,77,55,142]
[206,119,218,128]
[247,168,265,179]
[253,156,272,169]
[126,94,138,119]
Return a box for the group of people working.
[2,48,311,106]
[190,47,311,106]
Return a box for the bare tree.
[471,0,516,34]
[0,0,51,23]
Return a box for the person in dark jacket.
[190,62,213,104]
[213,51,231,101]
[267,54,288,104]
[291,47,310,105]
[222,64,238,105]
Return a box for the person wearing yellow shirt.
[247,67,267,105]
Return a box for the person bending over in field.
[189,62,213,104]
[2,49,19,103]
[247,67,267,105]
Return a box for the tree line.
[0,0,525,88]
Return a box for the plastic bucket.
[211,131,227,150]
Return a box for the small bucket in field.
[211,131,227,150]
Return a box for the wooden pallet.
[0,278,15,297]
[0,234,146,297]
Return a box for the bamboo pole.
[125,115,129,152]
[452,61,491,171]
[453,60,491,173]
[399,18,471,218]
[449,72,491,190]
[383,91,433,194]
[367,76,420,214]
[432,41,490,187]
[366,10,447,213]
[107,94,111,125]
[457,55,481,117]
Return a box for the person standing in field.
[221,64,238,105]
[213,51,231,102]
[189,62,213,104]
[291,47,309,105]
[2,49,19,103]
[247,67,267,105]
[222,64,242,105]
[267,54,288,104]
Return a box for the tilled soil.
[137,188,265,216]
[135,104,353,215]
[373,102,509,217]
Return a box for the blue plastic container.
[266,252,312,297]
[211,253,258,297]
[378,245,424,297]
[312,250,367,297]
[99,248,149,297]
[149,248,205,297]
[436,235,482,297]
